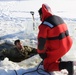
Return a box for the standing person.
[37,4,75,75]
[1,39,37,62]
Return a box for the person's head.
[14,39,24,50]
[38,4,53,22]
[38,8,42,21]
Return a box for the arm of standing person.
[37,25,48,60]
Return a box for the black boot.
[59,61,73,75]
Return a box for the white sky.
[0,0,76,17]
[0,0,75,11]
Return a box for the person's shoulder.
[24,46,28,49]
[24,46,28,48]
[24,45,31,48]
[24,46,32,51]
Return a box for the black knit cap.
[38,8,42,15]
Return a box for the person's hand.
[39,53,47,60]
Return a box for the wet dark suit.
[0,46,37,62]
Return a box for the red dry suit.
[37,4,73,71]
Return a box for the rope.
[36,61,51,75]
[14,61,51,75]
[22,61,51,75]
[14,70,18,75]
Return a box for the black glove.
[39,53,47,60]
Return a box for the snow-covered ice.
[0,0,76,75]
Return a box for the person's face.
[16,42,23,50]
[39,14,42,21]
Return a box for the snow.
[0,0,76,75]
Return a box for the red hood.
[42,4,53,22]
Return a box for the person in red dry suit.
[37,4,75,75]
